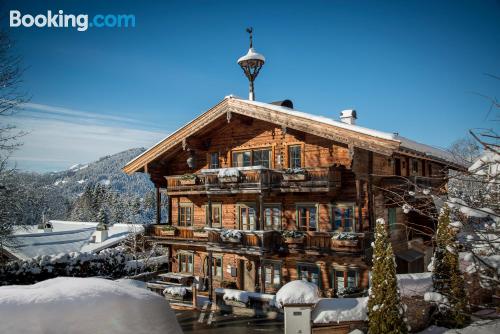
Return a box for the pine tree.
[97,208,109,226]
[431,205,469,327]
[368,218,408,334]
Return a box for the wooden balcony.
[206,229,282,255]
[147,225,208,245]
[283,232,367,254]
[164,167,341,195]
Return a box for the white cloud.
[8,102,168,172]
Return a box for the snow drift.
[0,277,182,334]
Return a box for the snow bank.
[275,280,320,307]
[0,277,182,334]
[222,289,249,303]
[424,292,449,305]
[312,297,368,324]
[397,272,433,297]
[164,286,187,297]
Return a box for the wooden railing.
[207,229,281,250]
[380,175,446,191]
[149,225,208,241]
[165,167,341,194]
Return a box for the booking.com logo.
[9,10,135,32]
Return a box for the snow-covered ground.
[0,277,182,334]
[418,319,500,334]
[312,297,368,324]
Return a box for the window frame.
[331,268,360,293]
[178,203,194,227]
[231,147,273,168]
[178,251,194,274]
[412,159,419,174]
[211,255,223,280]
[388,207,397,231]
[263,204,282,231]
[263,261,282,289]
[237,203,257,231]
[297,262,321,287]
[332,202,356,232]
[205,202,223,228]
[209,152,220,169]
[296,203,318,231]
[288,144,303,169]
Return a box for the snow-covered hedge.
[0,248,165,286]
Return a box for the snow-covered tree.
[431,205,469,327]
[368,218,408,334]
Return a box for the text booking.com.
[10,10,135,32]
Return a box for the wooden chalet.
[123,95,461,300]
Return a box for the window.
[206,203,222,228]
[253,149,271,168]
[297,205,317,231]
[298,264,320,286]
[210,152,219,169]
[333,269,359,293]
[388,207,397,231]
[263,262,281,289]
[238,204,256,230]
[412,160,419,174]
[288,145,302,169]
[395,158,401,176]
[264,205,281,230]
[178,204,193,227]
[212,256,223,280]
[333,203,355,232]
[428,163,433,176]
[232,151,251,167]
[178,252,193,273]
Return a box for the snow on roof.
[312,297,368,324]
[275,280,320,307]
[7,221,143,260]
[0,277,182,334]
[397,272,433,297]
[124,96,460,172]
[238,99,459,164]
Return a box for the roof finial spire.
[237,27,265,101]
[246,27,253,48]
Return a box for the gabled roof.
[123,96,461,174]
[6,221,144,260]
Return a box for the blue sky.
[3,0,500,172]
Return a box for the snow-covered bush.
[163,286,187,297]
[222,289,249,304]
[0,248,162,286]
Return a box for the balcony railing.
[207,229,281,251]
[380,175,446,192]
[148,225,208,241]
[165,167,341,195]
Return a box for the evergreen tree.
[368,218,407,334]
[431,205,469,327]
[97,208,109,226]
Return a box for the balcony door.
[238,204,256,230]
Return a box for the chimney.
[340,109,357,125]
[95,223,108,243]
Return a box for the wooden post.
[192,285,197,309]
[167,195,172,226]
[355,180,363,232]
[257,193,264,231]
[207,195,213,228]
[208,251,213,302]
[155,187,161,225]
[260,259,266,294]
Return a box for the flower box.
[331,239,358,247]
[219,176,239,183]
[193,231,208,238]
[284,237,305,244]
[160,229,176,237]
[222,236,241,243]
[283,173,306,181]
[180,178,196,185]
